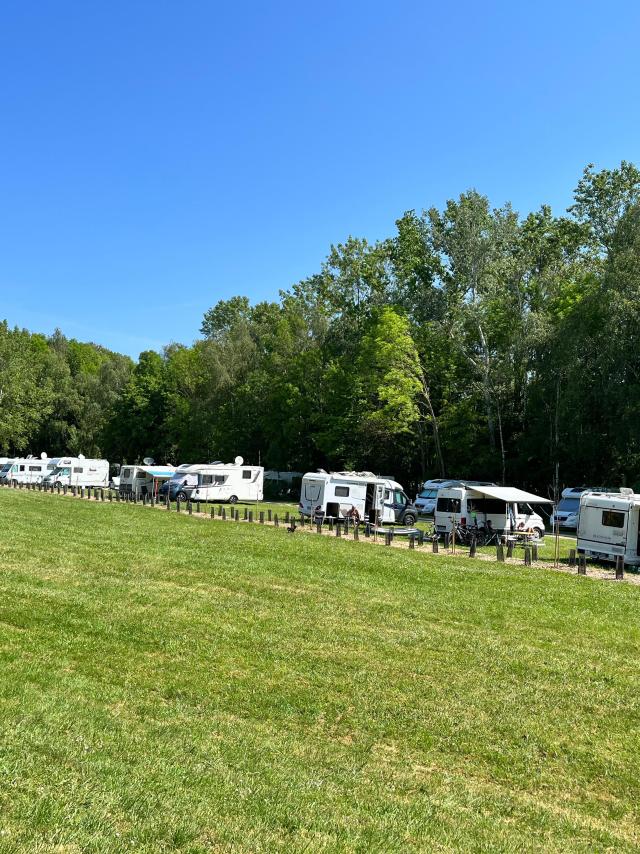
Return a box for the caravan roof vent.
[620,487,633,496]
[78,453,85,460]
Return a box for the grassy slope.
[0,490,638,853]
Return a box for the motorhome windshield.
[0,464,12,474]
[52,467,71,476]
[558,497,580,512]
[418,489,437,499]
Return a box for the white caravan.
[577,489,640,565]
[434,483,551,539]
[298,471,419,526]
[190,458,264,503]
[119,464,176,497]
[551,486,616,530]
[0,455,59,485]
[42,457,110,488]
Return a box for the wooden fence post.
[616,555,624,580]
[524,545,532,566]
[497,544,505,562]
[578,554,586,575]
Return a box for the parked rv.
[158,464,207,502]
[434,482,551,539]
[119,464,176,497]
[414,478,496,516]
[42,457,109,489]
[577,489,640,565]
[190,458,264,504]
[0,455,59,485]
[299,471,418,526]
[551,486,616,530]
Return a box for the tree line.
[3,161,640,495]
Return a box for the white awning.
[468,484,552,504]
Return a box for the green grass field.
[0,489,638,852]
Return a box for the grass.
[0,489,639,852]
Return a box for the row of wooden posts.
[3,479,621,577]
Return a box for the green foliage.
[5,160,640,491]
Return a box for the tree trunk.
[477,322,495,450]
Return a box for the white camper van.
[190,458,264,504]
[551,486,616,530]
[434,483,550,539]
[42,457,109,489]
[298,471,418,526]
[577,489,640,565]
[0,455,59,485]
[414,478,495,516]
[119,464,176,497]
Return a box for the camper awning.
[139,466,175,479]
[468,485,552,504]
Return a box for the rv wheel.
[533,528,544,540]
[54,481,62,489]
[229,495,238,504]
[403,512,417,526]
[177,491,188,502]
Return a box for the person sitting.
[345,505,361,524]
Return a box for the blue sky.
[1,0,638,356]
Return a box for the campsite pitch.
[0,489,639,852]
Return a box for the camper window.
[28,465,41,472]
[335,486,350,497]
[136,471,146,478]
[242,470,252,479]
[19,465,25,472]
[201,474,227,486]
[73,467,83,473]
[437,496,461,514]
[122,468,132,479]
[602,510,625,528]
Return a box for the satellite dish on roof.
[143,457,155,466]
[78,453,85,460]
[40,452,47,459]
[234,456,244,466]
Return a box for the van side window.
[602,510,625,528]
[29,466,41,471]
[242,470,252,479]
[437,497,461,513]
[73,467,83,474]
[335,486,350,497]
[136,471,146,478]
[19,465,25,472]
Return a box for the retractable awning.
[468,485,552,504]
[139,466,175,479]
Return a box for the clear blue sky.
[1,0,638,356]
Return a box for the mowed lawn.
[0,492,639,852]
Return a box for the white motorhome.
[42,457,110,489]
[434,483,551,539]
[577,489,640,565]
[551,486,616,530]
[119,464,176,497]
[298,471,418,526]
[190,458,264,504]
[415,478,495,516]
[0,455,59,485]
